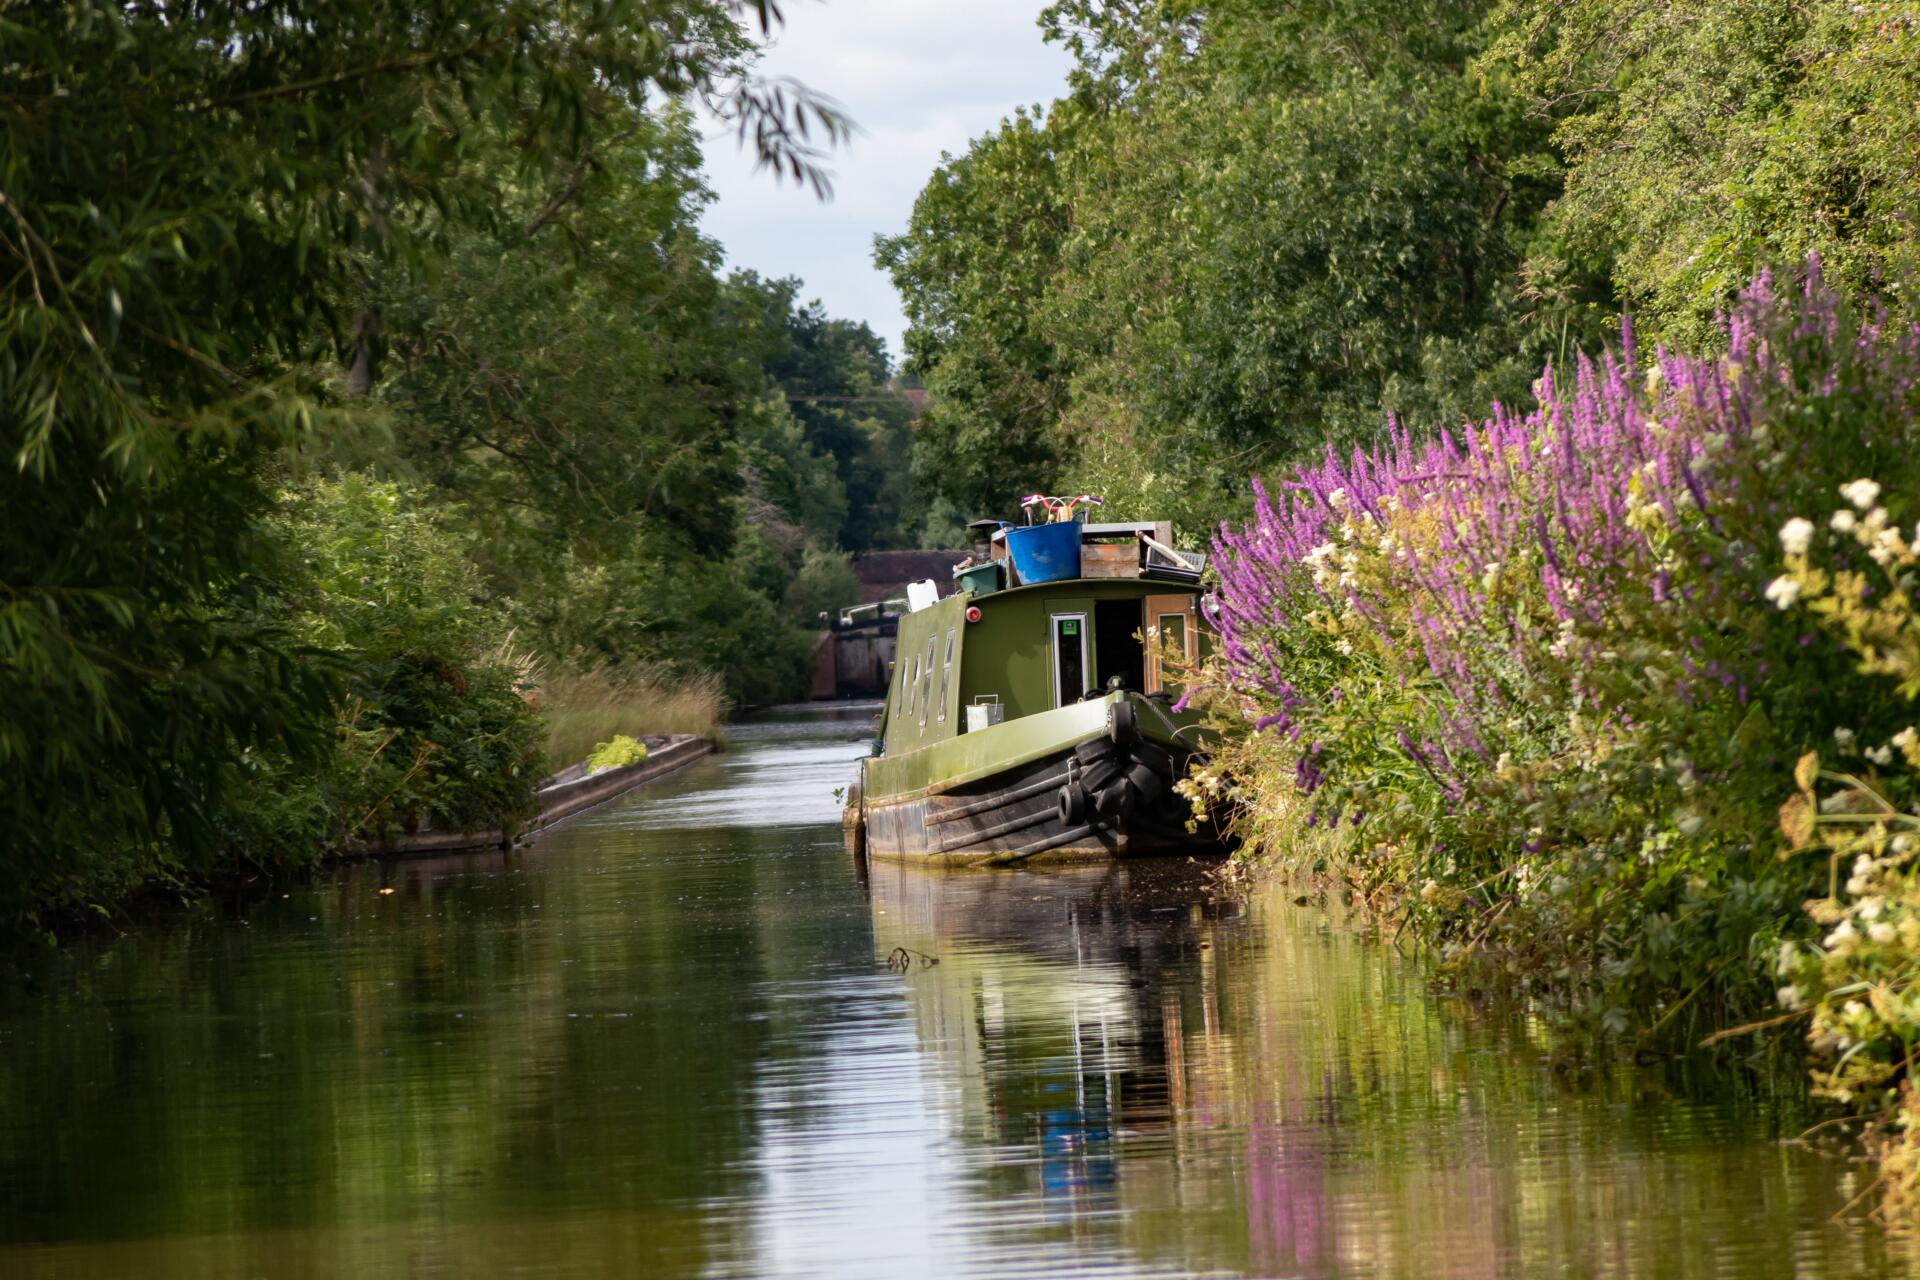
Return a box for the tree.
[378,115,760,567]
[722,271,919,550]
[876,107,1078,519]
[0,0,843,929]
[881,0,1585,530]
[1489,0,1920,345]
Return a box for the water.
[0,708,1909,1278]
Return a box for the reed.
[537,666,729,768]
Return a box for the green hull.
[856,691,1224,865]
[847,550,1222,864]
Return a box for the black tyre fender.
[1074,736,1121,765]
[1057,783,1087,827]
[1079,757,1124,793]
[1125,760,1164,804]
[1106,700,1138,745]
[1133,742,1174,781]
[1093,780,1136,820]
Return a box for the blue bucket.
[1004,521,1082,585]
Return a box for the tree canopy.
[0,0,880,930]
[883,0,1920,529]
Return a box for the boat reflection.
[861,857,1900,1280]
[864,857,1321,1271]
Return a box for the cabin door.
[1144,594,1200,694]
[1049,612,1089,708]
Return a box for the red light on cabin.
[965,605,982,623]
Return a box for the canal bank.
[353,732,716,858]
[0,705,1911,1278]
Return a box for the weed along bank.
[844,500,1228,864]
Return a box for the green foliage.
[739,396,852,557]
[1,0,846,929]
[876,107,1076,517]
[378,115,758,563]
[744,274,920,551]
[585,735,651,773]
[784,549,861,625]
[1488,0,1920,344]
[376,170,908,708]
[1052,68,1558,528]
[1766,471,1920,1212]
[221,477,547,861]
[521,525,810,708]
[882,0,1587,528]
[893,1,1920,529]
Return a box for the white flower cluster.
[1779,516,1815,556]
[1301,542,1336,587]
[1768,516,1818,608]
[1827,479,1916,566]
[1771,483,1918,608]
[1840,478,1882,511]
[1547,617,1577,660]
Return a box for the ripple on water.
[0,707,1910,1278]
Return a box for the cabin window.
[1050,613,1089,708]
[904,653,918,718]
[1151,613,1186,694]
[936,628,956,722]
[918,636,936,727]
[1146,594,1199,693]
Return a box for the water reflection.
[0,708,1909,1278]
[864,858,1908,1279]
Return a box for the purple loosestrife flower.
[1212,272,1813,806]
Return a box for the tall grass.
[536,665,729,768]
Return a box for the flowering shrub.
[1194,263,1920,1051]
[1770,481,1920,1212]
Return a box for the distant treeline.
[882,0,1920,530]
[1,2,933,934]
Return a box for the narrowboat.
[843,510,1228,865]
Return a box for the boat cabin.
[879,519,1208,756]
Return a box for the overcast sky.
[697,1,1073,367]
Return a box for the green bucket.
[953,561,1003,596]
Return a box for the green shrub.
[541,665,727,766]
[524,530,812,708]
[785,548,860,624]
[1767,478,1920,1212]
[221,476,547,861]
[585,735,650,773]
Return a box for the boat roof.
[964,575,1202,602]
[989,521,1164,540]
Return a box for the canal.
[0,708,1910,1278]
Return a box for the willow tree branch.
[525,125,640,237]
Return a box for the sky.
[697,1,1074,367]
